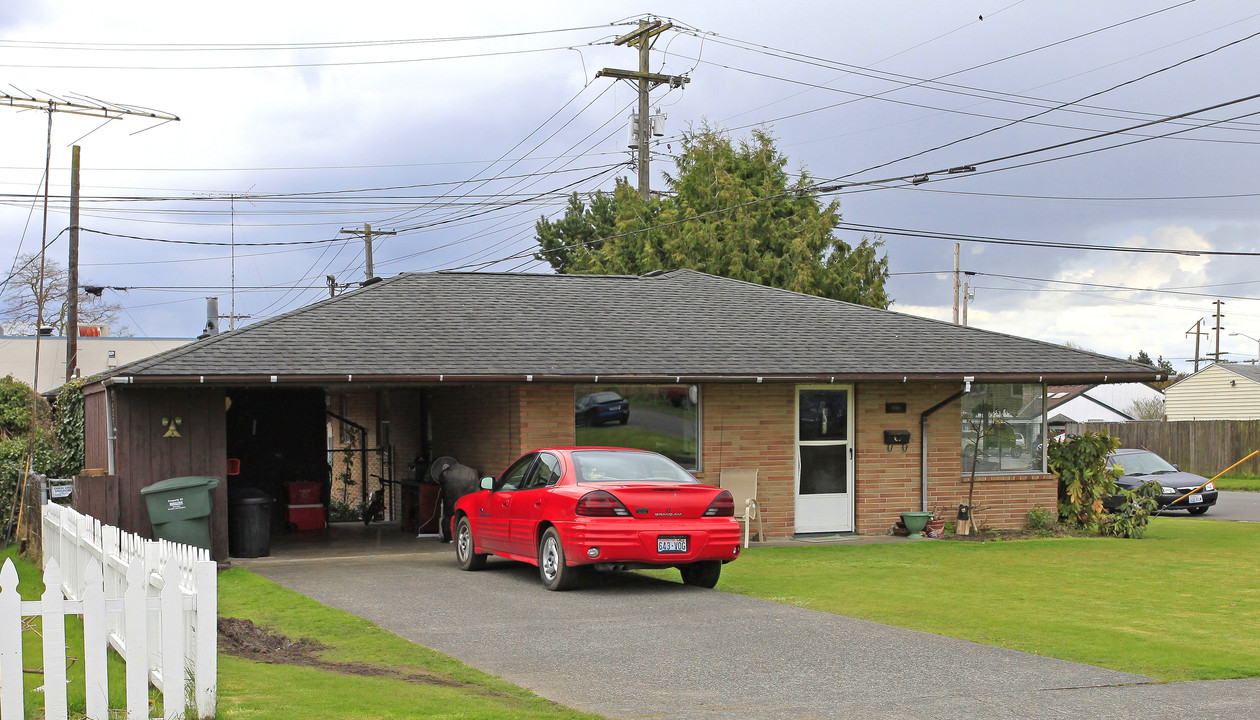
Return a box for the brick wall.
[693,383,797,538]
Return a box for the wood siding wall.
[83,388,110,473]
[1166,365,1260,420]
[113,387,228,559]
[1066,420,1260,477]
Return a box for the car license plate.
[1188,494,1203,504]
[658,536,688,553]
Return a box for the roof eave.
[91,370,1163,388]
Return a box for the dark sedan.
[575,391,629,426]
[1106,449,1218,515]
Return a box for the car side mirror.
[480,477,494,490]
[1173,464,1179,471]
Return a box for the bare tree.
[1126,396,1165,420]
[1,253,126,335]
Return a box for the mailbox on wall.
[883,430,911,448]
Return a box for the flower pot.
[900,511,932,534]
[924,518,947,538]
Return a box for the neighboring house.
[1046,382,1165,430]
[1165,363,1260,420]
[0,327,193,393]
[74,270,1160,560]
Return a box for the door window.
[496,453,536,491]
[522,453,563,489]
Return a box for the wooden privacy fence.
[0,502,217,720]
[1065,420,1260,477]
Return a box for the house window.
[574,384,700,470]
[961,383,1045,475]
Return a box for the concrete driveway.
[246,545,1260,720]
[1175,490,1260,523]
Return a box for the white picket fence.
[0,503,217,719]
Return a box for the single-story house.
[1046,382,1165,430]
[74,270,1161,560]
[1165,363,1260,420]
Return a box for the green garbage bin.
[141,476,220,549]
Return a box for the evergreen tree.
[534,125,891,308]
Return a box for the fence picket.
[82,559,109,720]
[124,559,149,720]
[41,560,69,720]
[1,560,23,720]
[194,559,217,718]
[160,556,184,720]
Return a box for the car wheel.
[1187,506,1210,516]
[538,527,578,591]
[455,516,487,570]
[679,561,722,588]
[618,415,628,425]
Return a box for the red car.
[452,447,742,590]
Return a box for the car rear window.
[590,392,622,403]
[572,450,698,484]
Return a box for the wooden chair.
[719,469,762,547]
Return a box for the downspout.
[919,389,966,512]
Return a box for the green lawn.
[707,519,1260,682]
[217,569,601,720]
[1216,475,1260,492]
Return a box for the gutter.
[920,388,967,512]
[84,371,1163,387]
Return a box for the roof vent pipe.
[198,297,219,340]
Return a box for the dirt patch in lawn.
[218,617,467,688]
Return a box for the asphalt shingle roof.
[111,270,1158,382]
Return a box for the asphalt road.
[249,549,1260,720]
[1173,490,1260,523]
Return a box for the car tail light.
[576,490,631,517]
[704,490,735,517]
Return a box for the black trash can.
[229,487,274,558]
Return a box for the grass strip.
[1215,475,1260,492]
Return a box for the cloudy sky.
[2,1,1259,372]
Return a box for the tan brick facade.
[329,380,1055,536]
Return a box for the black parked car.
[575,391,630,427]
[1105,449,1218,515]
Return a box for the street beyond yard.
[710,518,1260,682]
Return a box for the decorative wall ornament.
[161,416,183,438]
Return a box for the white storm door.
[795,386,854,533]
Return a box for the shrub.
[1048,431,1121,528]
[1100,481,1160,539]
[1024,505,1058,535]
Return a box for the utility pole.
[596,19,690,200]
[1212,300,1225,363]
[961,271,975,326]
[952,243,960,324]
[66,145,80,381]
[1186,318,1207,373]
[340,223,396,283]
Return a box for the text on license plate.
[658,536,688,553]
[1188,494,1203,504]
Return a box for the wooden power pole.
[596,19,690,199]
[340,223,396,283]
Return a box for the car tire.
[455,516,487,570]
[680,561,721,588]
[538,527,578,591]
[618,415,628,425]
[1187,506,1210,516]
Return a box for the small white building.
[1165,363,1260,421]
[1046,382,1165,429]
[0,328,192,393]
